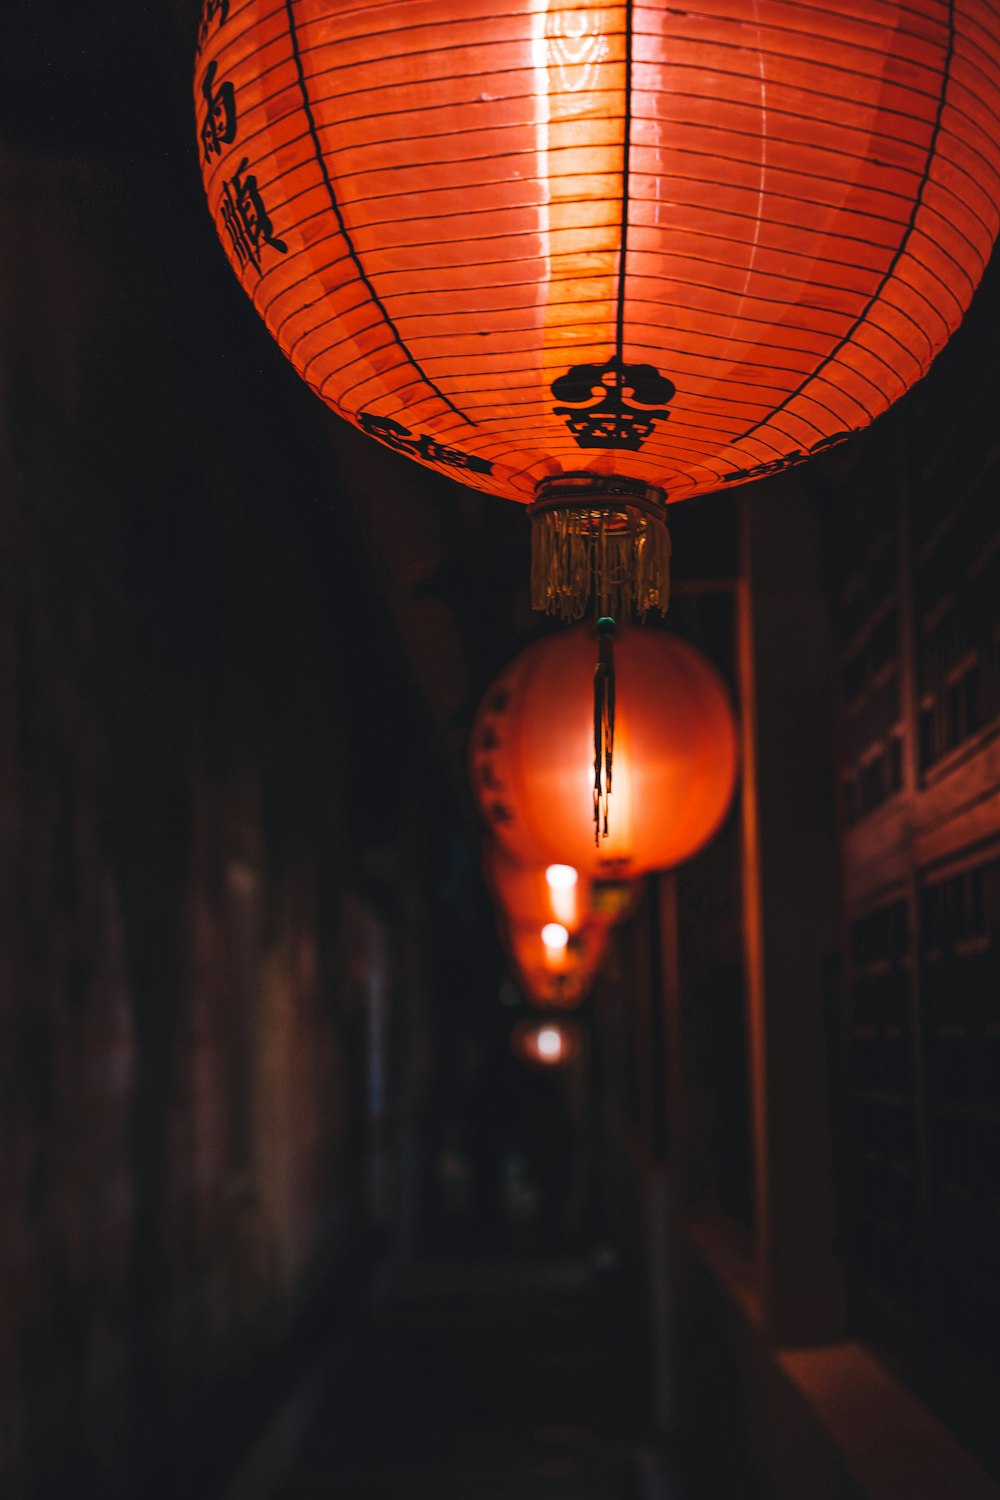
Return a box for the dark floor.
[269,1258,681,1500]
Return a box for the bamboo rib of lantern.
[196,0,1000,832]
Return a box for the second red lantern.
[471,624,738,876]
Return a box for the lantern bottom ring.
[529,474,671,622]
[531,472,666,518]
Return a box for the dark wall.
[0,107,427,1498]
[829,237,1000,1476]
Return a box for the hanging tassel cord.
[593,616,616,844]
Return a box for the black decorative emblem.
[552,357,676,451]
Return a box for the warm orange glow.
[504,916,609,1007]
[508,920,604,976]
[515,962,592,1009]
[485,840,581,933]
[544,864,579,923]
[471,624,738,876]
[541,922,570,952]
[486,841,625,937]
[196,2,1000,508]
[511,1017,581,1070]
[536,1027,563,1060]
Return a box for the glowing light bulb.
[545,863,579,925]
[536,1027,562,1060]
[541,922,569,951]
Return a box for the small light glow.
[536,1027,563,1060]
[511,1016,580,1071]
[541,922,569,950]
[545,864,578,891]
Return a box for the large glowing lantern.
[471,624,737,875]
[196,0,1000,615]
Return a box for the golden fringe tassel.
[530,504,672,621]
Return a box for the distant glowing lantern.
[536,1027,563,1060]
[511,1017,582,1070]
[487,841,582,930]
[196,0,1000,614]
[546,872,577,929]
[516,964,596,1009]
[471,623,738,875]
[541,922,570,952]
[485,840,639,935]
[506,916,608,977]
[504,915,609,1009]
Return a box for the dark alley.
[3,4,1000,1499]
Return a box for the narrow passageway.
[279,1256,675,1500]
[5,7,1000,1500]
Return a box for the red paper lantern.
[504,915,609,1001]
[196,0,1000,613]
[483,840,640,934]
[498,895,610,1008]
[511,1017,582,1070]
[470,623,738,876]
[517,966,598,1008]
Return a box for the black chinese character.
[197,0,230,53]
[358,412,418,455]
[200,61,237,160]
[414,432,493,476]
[220,158,287,274]
[358,412,493,476]
[478,762,504,793]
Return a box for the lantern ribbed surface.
[196,0,1000,505]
